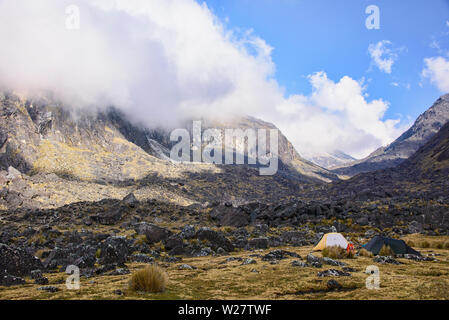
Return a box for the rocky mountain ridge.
[331,94,449,177]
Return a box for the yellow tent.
[312,233,349,251]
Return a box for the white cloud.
[0,0,279,127]
[422,56,449,92]
[267,72,407,159]
[368,40,400,74]
[0,0,406,159]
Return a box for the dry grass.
[322,246,354,259]
[415,240,449,249]
[358,248,373,258]
[420,240,431,248]
[1,235,449,300]
[444,241,449,250]
[406,240,415,247]
[128,265,168,293]
[379,245,394,256]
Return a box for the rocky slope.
[140,116,339,182]
[318,119,449,203]
[1,92,449,296]
[331,94,449,177]
[0,92,338,210]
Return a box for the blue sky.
[205,0,449,123]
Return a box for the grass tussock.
[420,240,431,248]
[444,241,449,250]
[406,240,415,247]
[379,245,394,256]
[416,240,449,249]
[358,248,373,258]
[322,246,354,259]
[129,265,168,293]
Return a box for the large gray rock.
[91,206,126,225]
[122,193,139,208]
[306,253,323,268]
[262,250,300,261]
[135,223,172,244]
[323,257,346,267]
[0,243,43,277]
[0,271,26,286]
[248,237,269,249]
[6,166,21,180]
[195,228,234,252]
[318,269,351,277]
[98,236,131,266]
[373,256,401,265]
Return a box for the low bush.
[322,246,354,259]
[420,241,431,248]
[358,248,373,258]
[379,245,394,256]
[129,265,168,293]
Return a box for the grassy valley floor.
[1,234,448,300]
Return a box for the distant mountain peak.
[303,150,356,169]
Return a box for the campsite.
[0,232,447,300]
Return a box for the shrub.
[435,242,444,249]
[420,240,430,248]
[406,240,415,247]
[379,245,394,256]
[443,241,449,250]
[129,265,168,293]
[322,246,354,259]
[346,249,355,259]
[358,248,373,258]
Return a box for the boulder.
[135,223,172,244]
[323,257,346,267]
[262,250,300,261]
[98,236,131,266]
[291,260,307,267]
[195,228,234,252]
[210,205,249,227]
[180,225,196,239]
[241,258,257,266]
[43,244,96,270]
[163,235,184,251]
[37,286,59,293]
[318,269,351,277]
[248,237,269,249]
[306,253,322,268]
[130,254,154,264]
[0,271,26,286]
[91,206,126,225]
[122,193,139,208]
[373,256,401,265]
[6,166,21,180]
[280,231,307,246]
[0,243,43,277]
